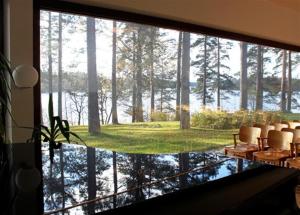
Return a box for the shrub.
[150,111,174,121]
[191,109,233,129]
[191,109,282,129]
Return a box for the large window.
[40,10,300,153]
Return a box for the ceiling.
[62,0,300,48]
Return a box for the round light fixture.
[15,166,41,193]
[13,64,38,88]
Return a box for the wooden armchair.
[253,130,293,166]
[286,140,300,169]
[273,122,289,131]
[284,129,300,168]
[287,121,300,129]
[253,123,275,150]
[224,126,261,160]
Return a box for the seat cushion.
[253,150,290,162]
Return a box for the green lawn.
[71,121,236,154]
[282,113,300,121]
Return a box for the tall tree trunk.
[240,42,248,110]
[99,90,105,125]
[180,32,190,129]
[111,21,119,124]
[217,38,221,109]
[255,45,263,110]
[58,13,63,118]
[136,26,144,122]
[287,51,292,112]
[77,115,81,125]
[87,17,100,134]
[160,88,163,112]
[87,147,96,214]
[64,94,68,121]
[281,50,287,112]
[132,71,137,123]
[175,32,182,120]
[112,151,118,208]
[48,12,53,94]
[150,27,155,121]
[202,36,207,107]
[132,32,137,123]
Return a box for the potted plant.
[0,52,14,214]
[28,93,85,163]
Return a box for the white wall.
[4,0,38,214]
[65,0,300,47]
[5,0,35,143]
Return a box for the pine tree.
[287,51,292,112]
[175,32,182,120]
[281,50,287,112]
[58,13,63,118]
[240,42,248,110]
[180,32,190,129]
[111,21,119,124]
[87,17,100,134]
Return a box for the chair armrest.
[257,137,268,151]
[293,142,300,157]
[232,133,239,147]
[290,142,295,157]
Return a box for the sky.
[40,11,241,82]
[41,10,300,84]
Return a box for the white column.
[4,0,39,214]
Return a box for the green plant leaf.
[48,93,55,130]
[66,131,86,145]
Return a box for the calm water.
[41,91,300,125]
[42,143,262,214]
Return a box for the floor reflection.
[42,144,260,214]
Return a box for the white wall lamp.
[12,64,39,88]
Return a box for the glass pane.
[40,9,300,214]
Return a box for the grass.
[71,121,236,154]
[282,113,300,121]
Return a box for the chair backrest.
[239,126,261,145]
[281,128,300,143]
[267,130,293,151]
[288,121,300,129]
[273,123,289,131]
[253,123,275,138]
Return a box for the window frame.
[33,1,300,213]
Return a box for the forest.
[40,11,300,150]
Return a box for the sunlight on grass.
[71,121,236,154]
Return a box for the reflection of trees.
[177,152,223,186]
[43,147,248,214]
[226,158,260,175]
[179,153,189,188]
[43,145,111,214]
[117,153,178,204]
[87,147,96,214]
[112,151,118,208]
